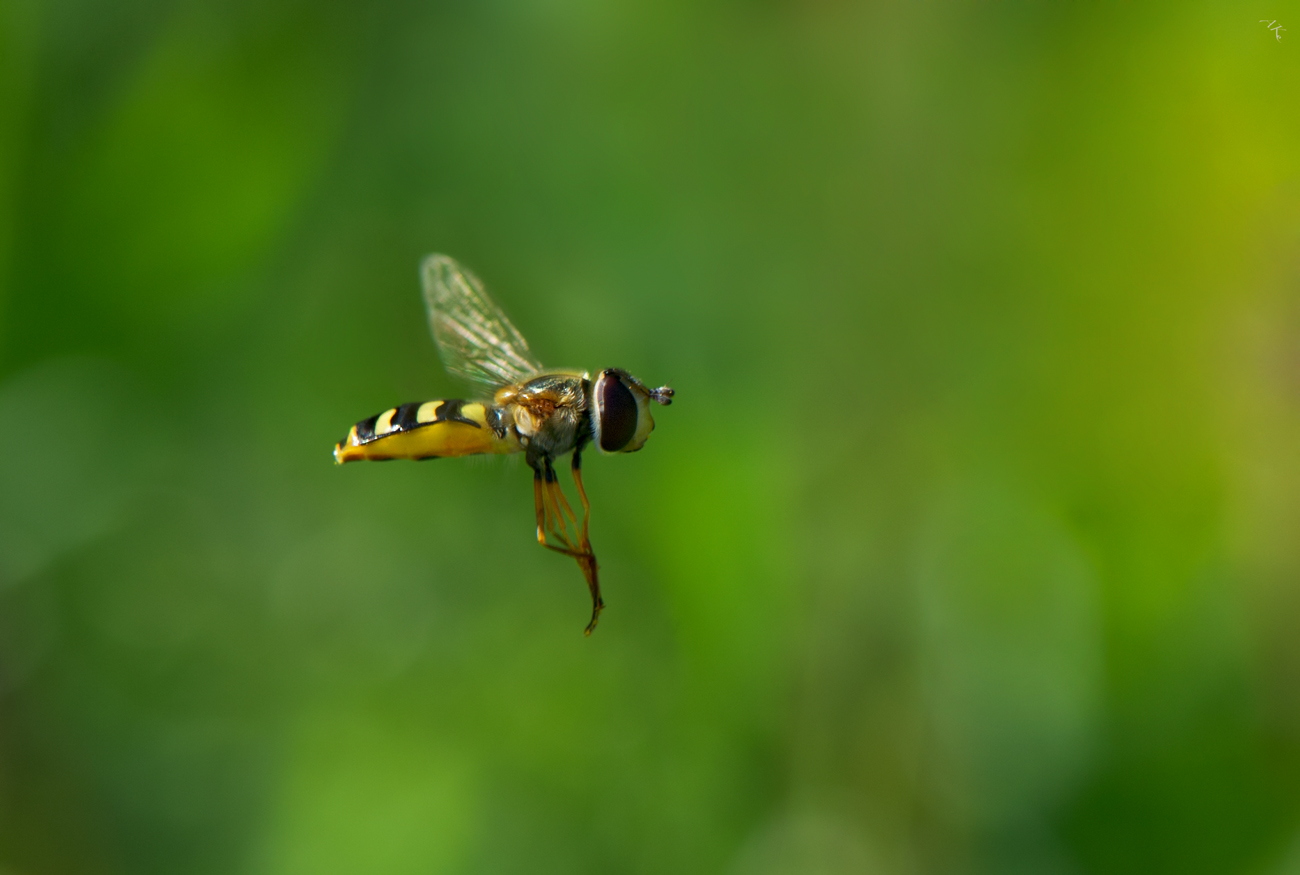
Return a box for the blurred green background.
[3,1,1300,873]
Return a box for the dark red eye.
[598,375,638,452]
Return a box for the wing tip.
[420,253,457,278]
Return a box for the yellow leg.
[571,450,591,546]
[566,451,601,634]
[529,455,603,634]
[548,462,583,544]
[533,462,586,558]
[543,460,577,550]
[533,467,547,545]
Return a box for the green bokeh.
[3,2,1300,873]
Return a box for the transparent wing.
[421,254,543,389]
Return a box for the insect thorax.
[500,372,592,460]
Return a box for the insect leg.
[547,458,598,568]
[542,460,579,552]
[570,449,591,545]
[564,449,601,634]
[581,557,604,636]
[531,457,584,557]
[546,457,583,545]
[532,463,550,546]
[530,455,603,635]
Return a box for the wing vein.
[421,254,543,390]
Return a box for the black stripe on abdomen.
[439,399,482,428]
[395,402,423,431]
[349,398,485,446]
[354,412,380,442]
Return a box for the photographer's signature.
[1262,19,1286,40]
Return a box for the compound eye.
[598,373,638,452]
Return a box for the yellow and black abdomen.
[334,399,518,463]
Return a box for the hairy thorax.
[496,371,591,461]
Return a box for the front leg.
[566,449,602,634]
[571,448,591,546]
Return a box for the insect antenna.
[649,385,674,405]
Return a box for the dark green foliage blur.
[3,1,1300,872]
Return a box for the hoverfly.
[334,255,674,634]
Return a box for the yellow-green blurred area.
[3,0,1300,872]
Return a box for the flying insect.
[334,255,674,634]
